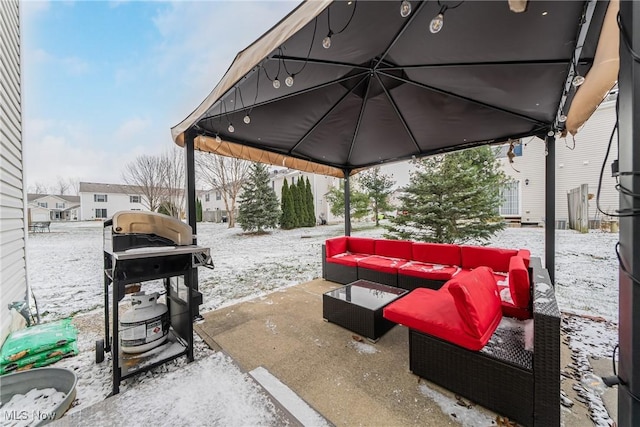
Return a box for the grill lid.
[111,211,193,246]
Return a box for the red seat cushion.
[383,287,497,351]
[509,256,531,308]
[374,239,413,260]
[411,242,461,266]
[517,249,531,268]
[398,261,461,281]
[460,246,517,272]
[327,253,373,267]
[447,266,502,339]
[357,256,408,274]
[495,275,531,320]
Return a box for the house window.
[499,181,520,216]
[56,202,65,209]
[38,202,48,208]
[95,208,108,218]
[216,191,221,201]
[130,195,141,203]
[94,194,108,202]
[205,193,210,202]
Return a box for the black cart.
[99,211,212,395]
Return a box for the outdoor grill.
[100,211,212,395]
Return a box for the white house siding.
[78,182,148,220]
[0,0,27,345]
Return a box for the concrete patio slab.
[195,279,497,426]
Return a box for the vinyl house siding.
[78,182,149,220]
[0,0,27,344]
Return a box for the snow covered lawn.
[21,221,620,425]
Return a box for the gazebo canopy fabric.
[172,0,617,178]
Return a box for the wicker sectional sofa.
[322,236,533,319]
[321,237,560,427]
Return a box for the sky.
[21,0,298,192]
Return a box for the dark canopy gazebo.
[172,1,640,424]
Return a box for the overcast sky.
[21,0,298,191]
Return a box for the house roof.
[27,194,80,204]
[79,182,141,194]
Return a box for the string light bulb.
[559,114,567,123]
[400,0,411,17]
[272,78,281,89]
[215,134,221,143]
[285,75,294,87]
[228,124,235,133]
[322,31,333,49]
[430,12,445,33]
[572,75,585,87]
[243,114,251,124]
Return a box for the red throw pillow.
[448,267,502,338]
[509,256,530,308]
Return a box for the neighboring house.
[27,193,80,222]
[78,182,148,220]
[199,169,340,224]
[499,99,618,227]
[0,0,28,345]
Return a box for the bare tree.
[69,178,81,196]
[30,182,49,194]
[122,154,165,212]
[160,147,185,219]
[55,176,70,195]
[197,153,250,228]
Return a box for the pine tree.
[385,146,508,243]
[280,178,296,229]
[290,178,301,228]
[305,177,315,226]
[237,162,280,233]
[297,177,310,227]
[358,167,395,226]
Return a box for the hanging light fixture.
[228,123,235,133]
[322,30,333,49]
[400,0,411,18]
[215,133,222,143]
[558,114,567,123]
[429,1,464,34]
[572,75,585,87]
[322,1,357,49]
[272,78,281,89]
[285,74,295,87]
[243,114,251,124]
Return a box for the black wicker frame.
[408,257,559,427]
[357,266,398,287]
[322,245,358,284]
[397,274,445,291]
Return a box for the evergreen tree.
[305,177,315,226]
[325,181,370,220]
[290,178,301,228]
[280,178,296,229]
[196,198,203,222]
[297,177,310,227]
[358,167,395,226]
[237,162,280,233]
[385,146,508,243]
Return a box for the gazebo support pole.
[184,129,200,319]
[618,2,640,424]
[344,170,351,236]
[545,134,556,283]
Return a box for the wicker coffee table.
[323,280,408,341]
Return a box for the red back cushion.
[448,267,502,338]
[509,256,531,308]
[325,237,347,258]
[460,246,517,272]
[411,243,461,266]
[374,239,412,260]
[517,249,531,268]
[346,237,375,255]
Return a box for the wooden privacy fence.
[567,184,589,233]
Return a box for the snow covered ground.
[18,220,620,425]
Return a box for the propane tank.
[120,291,169,353]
